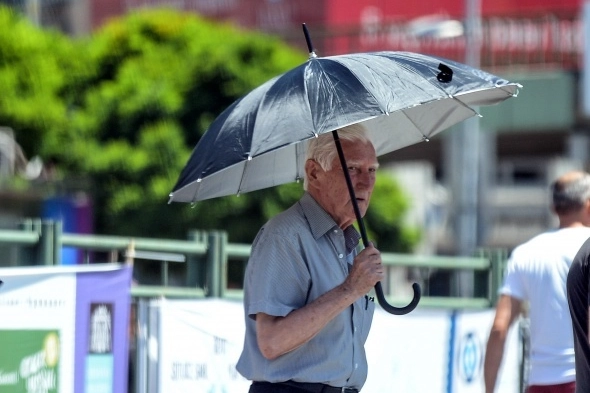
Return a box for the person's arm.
[255,244,384,360]
[484,295,522,393]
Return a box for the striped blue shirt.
[236,192,374,389]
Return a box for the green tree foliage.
[0,6,420,252]
[366,174,421,252]
[0,7,75,156]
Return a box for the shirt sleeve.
[244,227,311,319]
[500,246,527,301]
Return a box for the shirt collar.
[299,192,361,254]
[343,225,362,254]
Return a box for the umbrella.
[169,24,520,315]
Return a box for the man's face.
[308,139,378,228]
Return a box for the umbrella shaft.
[331,131,370,248]
[332,130,420,315]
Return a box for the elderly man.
[236,124,384,393]
[485,171,590,393]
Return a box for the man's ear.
[305,160,320,186]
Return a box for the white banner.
[154,300,521,393]
[364,308,450,392]
[157,298,250,393]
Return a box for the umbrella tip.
[512,83,523,97]
[302,23,318,59]
[422,136,430,142]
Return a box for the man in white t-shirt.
[484,171,590,393]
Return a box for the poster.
[0,264,132,393]
[0,330,60,393]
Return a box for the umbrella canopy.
[169,50,520,204]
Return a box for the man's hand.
[345,243,385,297]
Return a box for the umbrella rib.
[236,157,251,196]
[400,110,431,141]
[304,59,321,135]
[308,57,387,134]
[329,57,389,115]
[399,95,480,141]
[245,74,283,157]
[295,141,304,183]
[190,178,202,204]
[450,96,481,117]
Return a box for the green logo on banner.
[0,330,60,393]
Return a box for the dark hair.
[551,171,590,215]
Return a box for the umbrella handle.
[331,130,421,315]
[374,281,421,315]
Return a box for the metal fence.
[0,219,508,308]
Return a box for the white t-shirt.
[501,226,590,385]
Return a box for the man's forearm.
[484,332,505,393]
[256,244,383,360]
[256,283,361,360]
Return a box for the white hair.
[303,124,371,190]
